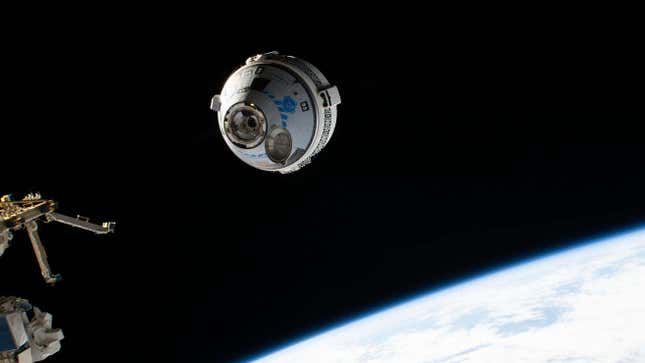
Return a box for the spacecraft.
[0,193,115,285]
[0,296,63,363]
[210,51,341,173]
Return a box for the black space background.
[1,7,643,363]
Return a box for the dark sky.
[2,8,643,363]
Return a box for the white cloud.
[251,229,645,363]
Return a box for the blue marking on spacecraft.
[273,96,297,113]
[264,91,294,128]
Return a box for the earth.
[250,228,645,362]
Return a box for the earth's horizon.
[248,227,645,362]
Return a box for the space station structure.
[0,296,63,363]
[0,193,115,285]
[211,51,341,173]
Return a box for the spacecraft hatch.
[211,51,341,173]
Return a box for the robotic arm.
[46,213,115,235]
[0,194,115,285]
[0,194,113,362]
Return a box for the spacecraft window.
[250,77,271,92]
[265,127,293,163]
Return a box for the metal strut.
[47,212,115,234]
[0,231,11,257]
[24,221,61,285]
